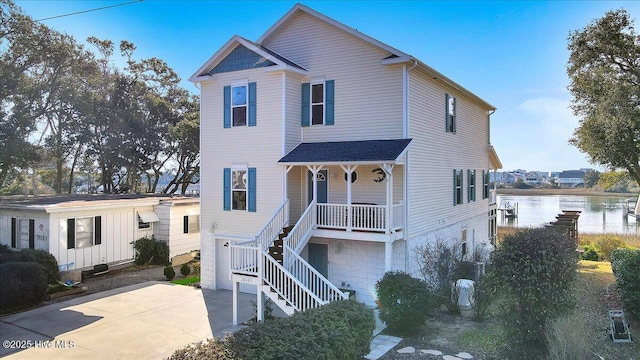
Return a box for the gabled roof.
[278,139,412,165]
[258,3,410,61]
[257,3,495,111]
[189,35,308,82]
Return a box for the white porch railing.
[230,199,288,277]
[285,200,316,254]
[316,203,404,232]
[256,199,289,250]
[230,239,259,276]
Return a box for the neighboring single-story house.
[0,194,200,277]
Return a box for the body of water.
[496,194,640,234]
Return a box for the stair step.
[273,239,283,246]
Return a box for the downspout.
[403,61,417,272]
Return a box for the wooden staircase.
[267,226,294,265]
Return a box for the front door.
[307,170,328,204]
[308,242,328,278]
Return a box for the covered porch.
[279,139,411,242]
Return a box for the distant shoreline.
[496,188,637,197]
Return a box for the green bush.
[375,271,432,335]
[0,262,47,311]
[180,263,191,277]
[164,266,176,280]
[611,248,640,318]
[0,244,13,255]
[490,227,578,357]
[169,300,374,360]
[133,235,169,265]
[0,248,59,284]
[593,235,625,261]
[581,244,599,261]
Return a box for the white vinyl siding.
[199,68,284,235]
[263,11,404,142]
[407,67,491,240]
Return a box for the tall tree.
[163,95,200,194]
[0,0,44,188]
[567,9,640,184]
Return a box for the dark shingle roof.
[278,139,412,164]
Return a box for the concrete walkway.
[0,282,255,360]
[1,281,400,360]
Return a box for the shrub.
[226,300,374,359]
[490,227,578,357]
[593,235,625,261]
[0,248,59,284]
[133,235,169,265]
[164,266,176,281]
[166,337,235,360]
[375,271,432,335]
[611,248,640,318]
[0,262,47,310]
[191,261,200,275]
[0,244,13,255]
[180,263,191,277]
[580,244,599,261]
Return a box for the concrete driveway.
[0,282,256,360]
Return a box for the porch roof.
[278,139,412,165]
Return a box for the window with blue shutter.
[302,80,334,126]
[446,93,456,133]
[454,169,463,205]
[468,169,476,202]
[248,167,256,212]
[223,168,231,211]
[483,170,490,199]
[225,83,256,127]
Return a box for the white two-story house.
[190,4,502,323]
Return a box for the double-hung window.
[67,216,102,249]
[445,93,456,133]
[183,215,200,234]
[301,80,334,126]
[223,167,256,212]
[482,170,490,199]
[453,169,463,205]
[468,169,476,202]
[232,85,247,126]
[10,218,34,249]
[223,82,256,128]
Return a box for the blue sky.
[15,0,640,173]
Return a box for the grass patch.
[578,260,612,274]
[456,321,504,358]
[171,276,200,285]
[579,232,640,248]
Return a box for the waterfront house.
[190,3,502,322]
[0,195,200,278]
[558,170,586,188]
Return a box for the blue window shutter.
[223,86,231,128]
[301,83,310,127]
[248,82,257,126]
[325,80,334,125]
[223,168,231,211]
[248,168,257,212]
[452,97,457,133]
[445,93,451,132]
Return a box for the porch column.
[257,291,264,322]
[381,164,394,234]
[306,165,324,203]
[340,165,358,231]
[232,281,239,325]
[385,241,393,272]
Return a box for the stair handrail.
[262,251,326,312]
[255,199,289,251]
[283,200,316,255]
[283,244,348,306]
